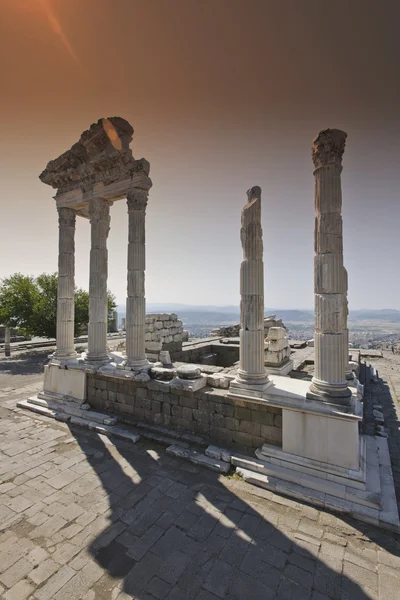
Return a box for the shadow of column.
[67,422,383,599]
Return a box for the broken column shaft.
[230,186,270,394]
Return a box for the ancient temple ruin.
[19,119,399,532]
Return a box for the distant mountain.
[349,309,400,322]
[116,304,400,324]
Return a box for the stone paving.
[364,351,400,514]
[0,356,400,599]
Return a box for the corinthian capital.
[58,207,76,228]
[312,129,347,170]
[88,198,110,222]
[127,189,148,212]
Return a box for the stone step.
[235,467,399,531]
[17,399,140,444]
[257,442,366,488]
[231,453,380,510]
[30,395,116,426]
[166,444,231,474]
[136,421,206,446]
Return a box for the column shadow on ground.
[0,353,49,376]
[67,423,391,600]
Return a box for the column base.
[307,376,352,407]
[125,357,151,371]
[85,352,110,367]
[53,350,78,361]
[229,370,271,399]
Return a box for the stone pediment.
[39,117,152,217]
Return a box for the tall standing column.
[343,267,353,379]
[86,198,110,364]
[55,207,77,361]
[308,129,351,404]
[231,186,270,393]
[125,189,150,369]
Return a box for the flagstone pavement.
[0,354,399,599]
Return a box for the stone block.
[132,407,145,420]
[136,388,147,399]
[182,407,193,421]
[152,401,161,413]
[232,431,253,447]
[179,396,198,409]
[170,376,207,392]
[119,404,133,415]
[43,364,87,402]
[176,364,202,380]
[225,416,239,431]
[211,413,225,428]
[162,403,170,416]
[252,410,274,426]
[261,424,283,445]
[171,405,182,418]
[214,402,234,417]
[268,338,288,352]
[234,406,253,421]
[265,350,286,364]
[209,427,233,444]
[239,420,261,436]
[268,327,286,341]
[193,409,210,424]
[146,341,162,352]
[205,445,223,460]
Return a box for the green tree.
[0,272,117,340]
[0,273,38,335]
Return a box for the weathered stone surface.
[166,444,230,473]
[308,129,351,404]
[176,365,202,380]
[230,187,270,394]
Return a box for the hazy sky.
[0,0,399,309]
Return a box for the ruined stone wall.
[210,315,286,338]
[87,374,282,452]
[145,314,188,358]
[171,342,239,367]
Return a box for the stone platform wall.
[87,374,282,452]
[171,342,239,367]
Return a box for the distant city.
[117,305,400,349]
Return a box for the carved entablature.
[39,117,152,198]
[312,129,347,170]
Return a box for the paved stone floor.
[0,354,400,599]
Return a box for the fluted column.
[86,199,110,364]
[308,129,351,404]
[343,267,352,379]
[55,207,77,360]
[125,189,150,369]
[232,186,270,392]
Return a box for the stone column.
[4,326,11,357]
[55,207,77,361]
[86,199,110,364]
[231,186,270,393]
[343,267,353,379]
[308,129,351,404]
[125,189,150,369]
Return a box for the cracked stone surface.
[0,351,400,599]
